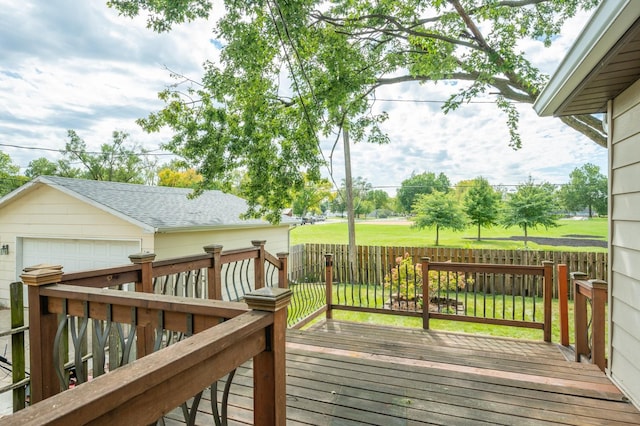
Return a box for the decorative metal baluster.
[92,304,113,377]
[53,300,69,391]
[69,302,90,384]
[211,369,236,426]
[587,298,594,359]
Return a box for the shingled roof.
[2,176,293,232]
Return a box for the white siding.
[0,185,153,306]
[153,226,290,260]
[609,78,640,408]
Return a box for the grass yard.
[291,217,608,252]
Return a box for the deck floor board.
[168,320,640,425]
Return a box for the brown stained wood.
[42,285,249,318]
[60,268,141,288]
[4,311,272,425]
[220,247,260,264]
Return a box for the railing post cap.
[129,252,156,263]
[251,240,267,247]
[570,271,589,279]
[277,252,289,258]
[203,244,224,253]
[23,264,63,273]
[542,260,554,266]
[421,257,430,262]
[589,279,608,290]
[324,253,333,258]
[21,268,64,286]
[244,287,292,312]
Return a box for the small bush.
[384,253,472,301]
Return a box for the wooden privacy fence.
[290,244,607,297]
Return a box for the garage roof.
[534,0,640,117]
[1,176,295,232]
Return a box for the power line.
[0,142,175,157]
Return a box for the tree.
[157,166,203,189]
[502,178,558,246]
[64,130,155,184]
[367,189,390,217]
[108,0,603,222]
[25,157,81,179]
[559,163,607,217]
[397,172,450,214]
[0,152,28,196]
[412,191,466,246]
[292,175,332,218]
[464,177,502,241]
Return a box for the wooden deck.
[165,320,640,425]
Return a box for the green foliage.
[464,177,502,241]
[383,253,472,302]
[559,163,607,217]
[0,152,28,196]
[397,172,451,214]
[502,178,559,245]
[107,0,603,222]
[412,191,466,245]
[292,175,332,217]
[63,130,155,184]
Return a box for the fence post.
[130,252,157,358]
[253,240,267,290]
[277,252,289,289]
[571,272,589,362]
[10,282,26,411]
[204,244,224,300]
[325,254,333,320]
[245,287,292,426]
[557,264,569,346]
[422,257,430,330]
[590,279,608,372]
[542,261,554,342]
[21,267,64,403]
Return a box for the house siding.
[609,78,640,408]
[0,185,154,305]
[153,226,290,260]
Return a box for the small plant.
[383,253,472,302]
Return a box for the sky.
[0,1,607,196]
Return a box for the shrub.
[384,253,472,301]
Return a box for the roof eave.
[534,0,640,117]
[155,221,294,233]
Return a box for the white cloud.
[0,1,607,196]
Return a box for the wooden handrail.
[3,310,272,425]
[421,259,554,341]
[572,273,608,372]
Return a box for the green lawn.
[291,217,608,252]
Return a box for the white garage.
[19,238,141,274]
[0,176,294,307]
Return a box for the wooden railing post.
[10,282,26,411]
[277,252,289,289]
[253,240,267,290]
[590,279,608,372]
[542,261,554,342]
[245,287,292,426]
[571,272,589,362]
[204,244,223,300]
[130,252,156,358]
[422,257,430,330]
[21,267,64,403]
[557,264,569,346]
[325,254,333,320]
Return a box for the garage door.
[21,238,141,274]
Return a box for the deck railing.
[571,272,608,371]
[3,241,290,422]
[301,254,554,341]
